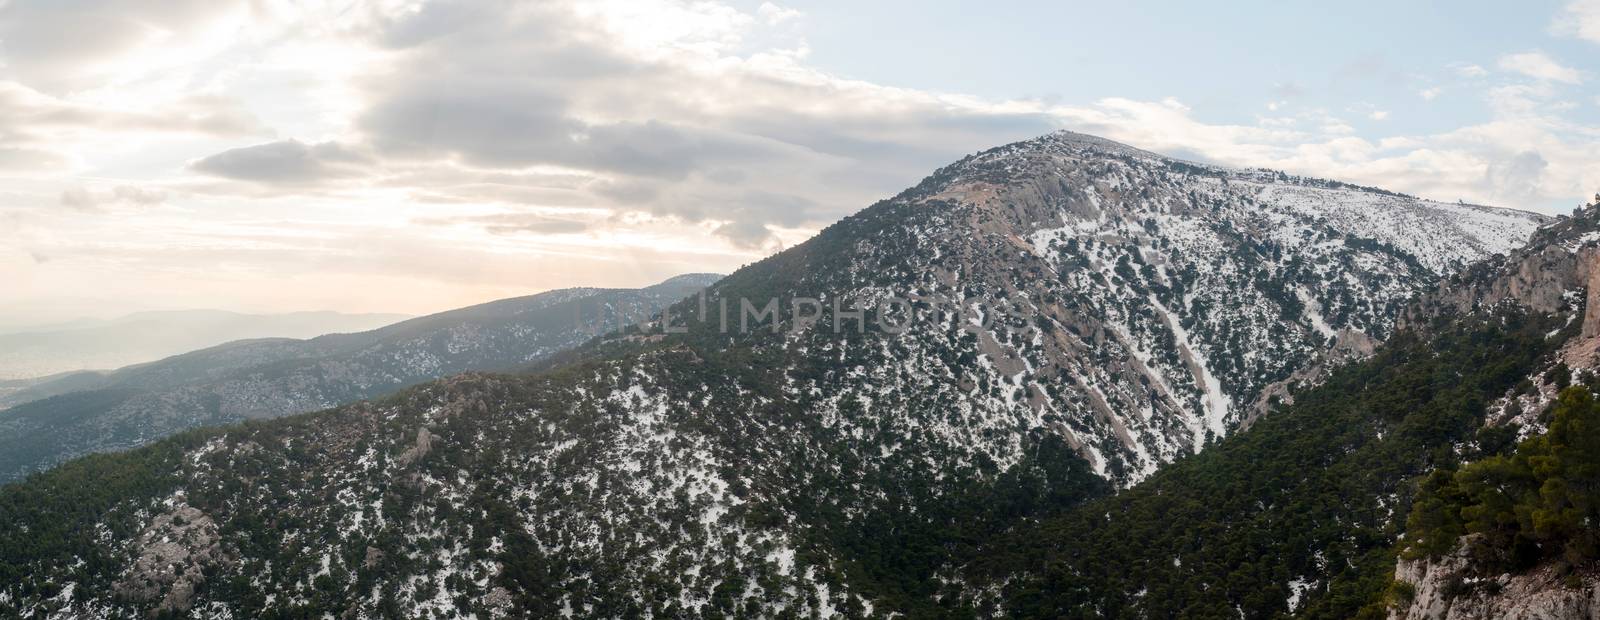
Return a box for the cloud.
[0,146,70,172]
[316,0,1059,239]
[60,187,97,211]
[0,0,251,94]
[1497,51,1584,83]
[416,212,592,235]
[757,3,802,25]
[1014,89,1598,213]
[713,218,777,248]
[2,90,265,137]
[1487,83,1560,117]
[353,7,796,184]
[357,83,577,167]
[58,184,169,211]
[1453,63,1489,78]
[1419,87,1443,100]
[191,140,372,185]
[1553,0,1600,43]
[0,82,265,174]
[110,185,167,206]
[1486,150,1549,203]
[1369,110,1390,121]
[708,190,816,247]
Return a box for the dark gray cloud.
[191,140,372,185]
[359,77,784,180]
[713,219,776,248]
[359,83,576,166]
[579,121,763,180]
[328,1,1022,240]
[701,190,818,248]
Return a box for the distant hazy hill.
[0,274,720,482]
[0,310,412,381]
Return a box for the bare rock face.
[1402,204,1600,336]
[1581,246,1600,340]
[1402,247,1580,332]
[1243,326,1381,426]
[484,586,514,611]
[113,503,224,615]
[395,426,433,468]
[1392,543,1473,619]
[1391,544,1600,620]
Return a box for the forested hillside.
[968,310,1569,618]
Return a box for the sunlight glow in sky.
[1,0,1597,324]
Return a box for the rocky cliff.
[1392,541,1600,620]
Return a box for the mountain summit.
[675,129,1546,481]
[0,133,1554,617]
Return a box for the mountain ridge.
[0,274,722,482]
[0,310,414,381]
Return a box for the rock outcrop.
[1392,544,1600,619]
[112,503,226,615]
[1401,204,1600,334]
[396,426,433,468]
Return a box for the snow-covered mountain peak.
[907,132,1548,274]
[765,131,1553,480]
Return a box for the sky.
[1,0,1597,325]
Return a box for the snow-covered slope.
[744,130,1548,481]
